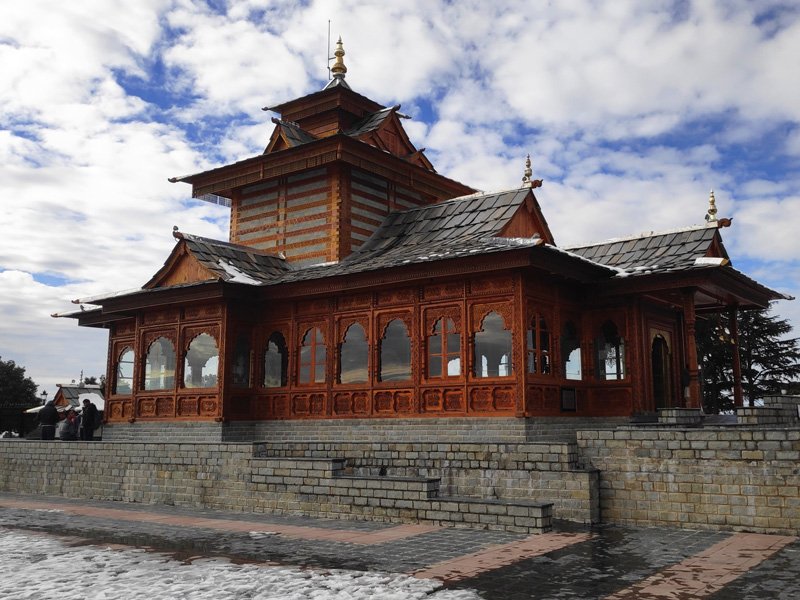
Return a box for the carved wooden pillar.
[681,289,701,408]
[729,307,744,408]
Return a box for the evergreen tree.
[0,356,38,408]
[697,306,800,411]
[0,357,39,434]
[738,308,800,405]
[696,314,734,413]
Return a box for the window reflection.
[232,334,250,388]
[562,321,582,380]
[474,312,512,378]
[597,320,625,380]
[144,337,176,391]
[264,332,288,387]
[299,327,326,384]
[184,333,219,388]
[339,323,368,384]
[380,319,411,381]
[526,314,551,375]
[115,347,134,395]
[428,318,460,378]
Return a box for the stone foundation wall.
[254,441,598,523]
[577,427,800,535]
[102,416,626,444]
[0,440,559,533]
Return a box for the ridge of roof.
[565,223,714,250]
[386,187,527,216]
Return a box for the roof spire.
[705,189,718,226]
[521,154,543,189]
[324,36,351,90]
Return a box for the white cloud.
[1,0,799,393]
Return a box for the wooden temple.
[63,40,784,428]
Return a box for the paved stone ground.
[1,492,798,599]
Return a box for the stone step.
[250,455,552,533]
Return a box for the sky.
[1,0,799,397]
[0,529,482,599]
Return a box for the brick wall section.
[577,427,800,535]
[0,441,553,534]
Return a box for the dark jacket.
[38,402,58,427]
[82,402,99,430]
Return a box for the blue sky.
[1,0,799,396]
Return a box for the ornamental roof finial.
[521,154,543,189]
[705,189,718,226]
[522,155,533,187]
[331,36,347,78]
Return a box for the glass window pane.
[339,323,369,384]
[184,333,219,388]
[300,327,326,384]
[144,337,176,391]
[380,319,411,381]
[474,312,512,378]
[232,334,250,388]
[565,348,582,380]
[447,357,461,376]
[115,348,134,395]
[428,355,442,378]
[429,332,441,355]
[264,333,287,388]
[447,333,460,353]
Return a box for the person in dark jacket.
[38,401,59,440]
[80,399,99,441]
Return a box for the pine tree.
[697,313,735,413]
[738,308,800,405]
[697,306,800,411]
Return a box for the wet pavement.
[1,492,798,599]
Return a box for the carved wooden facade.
[70,46,784,426]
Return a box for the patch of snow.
[694,257,726,266]
[217,260,262,285]
[0,530,483,600]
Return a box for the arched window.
[526,314,551,375]
[144,337,176,391]
[474,311,512,378]
[115,347,134,395]
[299,327,326,384]
[339,323,368,384]
[232,334,250,388]
[264,332,288,388]
[562,321,582,381]
[184,333,219,388]
[597,320,625,380]
[428,318,460,378]
[379,319,411,381]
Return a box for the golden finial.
[330,36,347,78]
[705,189,718,226]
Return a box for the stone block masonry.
[0,441,553,534]
[577,426,800,535]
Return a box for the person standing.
[80,399,98,441]
[59,408,80,441]
[38,401,58,440]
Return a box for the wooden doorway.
[651,334,673,409]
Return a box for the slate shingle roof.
[344,106,397,138]
[273,119,318,147]
[179,233,293,284]
[565,226,723,275]
[274,188,539,284]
